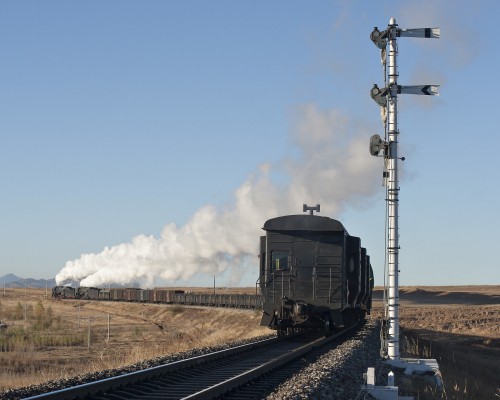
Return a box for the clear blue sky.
[1,0,498,287]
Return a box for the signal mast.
[369,18,439,361]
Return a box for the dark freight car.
[154,289,184,303]
[140,289,154,303]
[76,287,100,300]
[52,286,76,299]
[258,213,373,335]
[123,288,141,302]
[110,288,123,301]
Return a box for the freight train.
[52,286,263,309]
[53,211,373,336]
[257,212,373,336]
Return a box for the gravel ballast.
[265,317,382,400]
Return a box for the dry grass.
[372,285,500,400]
[0,288,268,392]
[400,328,499,400]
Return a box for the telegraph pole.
[80,316,95,349]
[107,313,111,342]
[369,18,439,361]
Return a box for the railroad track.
[25,323,361,400]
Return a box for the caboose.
[258,211,373,335]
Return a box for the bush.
[32,302,54,330]
[0,326,27,352]
[14,302,23,320]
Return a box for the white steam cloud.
[55,104,380,288]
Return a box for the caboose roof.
[263,215,346,232]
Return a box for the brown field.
[0,286,498,399]
[372,285,500,399]
[0,287,267,391]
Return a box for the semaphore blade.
[398,27,440,39]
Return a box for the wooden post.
[107,313,111,342]
[87,318,92,349]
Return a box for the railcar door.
[291,239,316,302]
[315,243,343,308]
[264,233,294,303]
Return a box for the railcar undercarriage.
[262,298,366,337]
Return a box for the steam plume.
[55,104,380,287]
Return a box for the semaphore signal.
[369,17,439,362]
[370,84,439,106]
[370,26,440,49]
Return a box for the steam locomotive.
[258,212,373,335]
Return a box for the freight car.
[257,213,373,336]
[175,292,263,308]
[51,286,264,309]
[76,287,100,300]
[52,287,181,303]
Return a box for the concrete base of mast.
[361,359,442,400]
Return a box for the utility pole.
[82,316,94,349]
[107,313,111,342]
[369,18,439,361]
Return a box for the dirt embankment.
[0,288,268,391]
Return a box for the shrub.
[32,302,54,330]
[14,302,23,320]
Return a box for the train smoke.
[55,104,380,287]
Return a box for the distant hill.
[0,274,56,289]
[0,273,22,284]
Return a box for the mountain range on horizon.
[0,274,142,289]
[0,273,56,289]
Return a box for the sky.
[0,0,498,288]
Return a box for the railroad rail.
[24,323,361,400]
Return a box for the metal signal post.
[385,18,400,361]
[369,18,439,361]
